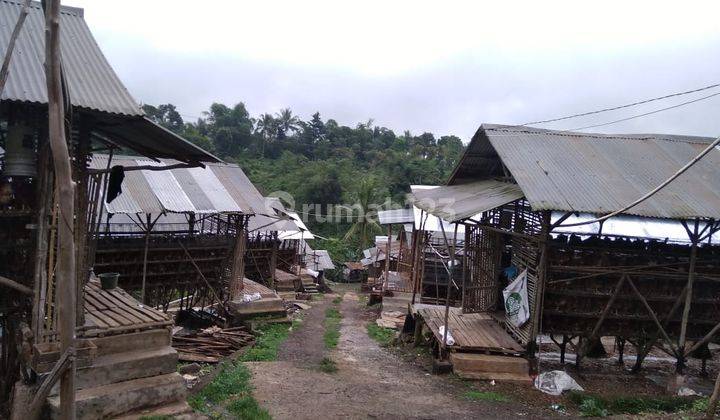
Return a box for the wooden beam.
[178,240,223,307]
[582,274,626,354]
[87,162,203,174]
[27,347,73,419]
[0,275,33,295]
[678,220,700,366]
[626,276,678,357]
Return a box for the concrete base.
[48,373,187,420]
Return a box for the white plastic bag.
[503,269,530,327]
[534,370,584,396]
[438,325,455,346]
[242,292,262,303]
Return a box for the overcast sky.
[68,0,720,141]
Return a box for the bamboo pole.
[44,0,77,417]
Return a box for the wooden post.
[269,236,278,289]
[410,227,419,304]
[32,146,53,340]
[707,370,720,419]
[677,220,699,372]
[140,214,152,304]
[529,211,551,355]
[229,216,247,300]
[438,222,459,352]
[45,0,77,417]
[383,224,392,294]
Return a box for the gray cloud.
[84,3,720,142]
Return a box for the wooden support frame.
[677,218,701,372]
[0,275,33,295]
[626,276,679,357]
[579,274,627,358]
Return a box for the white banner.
[503,268,530,327]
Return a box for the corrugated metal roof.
[449,124,720,220]
[0,1,141,116]
[303,248,335,271]
[410,185,466,235]
[90,154,266,215]
[410,179,523,222]
[377,208,414,225]
[92,115,222,163]
[246,198,311,236]
[550,211,720,243]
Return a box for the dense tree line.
[143,102,464,258]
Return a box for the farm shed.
[410,124,720,380]
[0,2,219,417]
[244,197,310,288]
[89,155,268,311]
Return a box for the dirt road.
[248,290,549,419]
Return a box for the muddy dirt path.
[248,290,547,419]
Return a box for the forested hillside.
[143,102,465,259]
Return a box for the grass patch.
[241,322,293,362]
[332,296,343,304]
[188,360,269,419]
[463,390,509,402]
[188,361,250,408]
[324,306,342,349]
[367,322,395,347]
[227,396,271,420]
[568,392,706,417]
[319,357,338,373]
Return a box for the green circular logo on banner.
[505,292,522,316]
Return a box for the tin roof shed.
[449,124,720,220]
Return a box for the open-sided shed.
[413,123,720,376]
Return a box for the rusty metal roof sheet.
[0,1,141,116]
[410,179,523,222]
[449,124,720,220]
[90,155,266,215]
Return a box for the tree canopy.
[143,102,465,260]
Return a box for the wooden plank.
[86,310,118,328]
[84,311,110,329]
[110,288,169,321]
[105,288,167,322]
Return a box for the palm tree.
[275,108,300,138]
[343,177,382,252]
[255,113,276,157]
